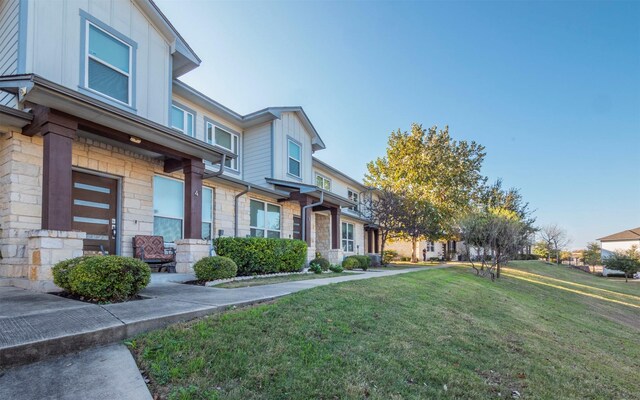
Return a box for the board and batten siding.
[243,121,271,186]
[272,112,314,184]
[0,0,19,107]
[24,0,171,124]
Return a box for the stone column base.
[175,239,211,273]
[327,249,344,265]
[306,246,317,264]
[27,230,86,290]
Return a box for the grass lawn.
[130,261,640,399]
[212,272,360,288]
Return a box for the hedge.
[52,255,150,302]
[194,256,238,281]
[342,257,359,270]
[214,237,307,276]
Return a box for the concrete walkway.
[0,344,152,400]
[1,267,444,368]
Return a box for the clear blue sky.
[156,0,640,249]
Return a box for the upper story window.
[288,139,301,178]
[206,122,239,170]
[315,174,331,191]
[171,104,195,137]
[347,189,359,212]
[85,22,132,105]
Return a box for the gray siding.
[243,122,271,186]
[0,0,19,107]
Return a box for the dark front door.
[293,216,302,240]
[72,171,119,254]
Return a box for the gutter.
[301,191,324,243]
[234,183,251,237]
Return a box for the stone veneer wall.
[0,129,303,279]
[315,213,330,256]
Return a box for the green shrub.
[429,256,441,262]
[310,257,330,271]
[345,255,370,271]
[382,250,398,264]
[194,256,238,281]
[214,237,307,276]
[400,256,411,262]
[329,264,344,273]
[342,257,359,270]
[52,255,150,302]
[309,263,323,274]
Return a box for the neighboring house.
[0,0,379,290]
[598,227,640,277]
[386,239,467,261]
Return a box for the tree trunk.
[496,249,501,278]
[380,233,387,266]
[411,237,418,263]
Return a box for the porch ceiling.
[265,178,356,208]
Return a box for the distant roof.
[598,227,640,241]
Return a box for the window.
[249,199,281,238]
[315,174,331,190]
[85,22,132,105]
[202,187,213,241]
[426,241,435,252]
[206,122,239,170]
[153,176,183,243]
[347,189,359,211]
[342,222,354,252]
[171,105,195,137]
[288,139,301,178]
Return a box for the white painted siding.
[273,112,313,184]
[25,0,171,124]
[601,239,640,258]
[0,0,19,107]
[243,121,271,186]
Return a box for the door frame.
[72,167,123,255]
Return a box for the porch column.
[367,229,373,254]
[374,229,380,253]
[42,119,77,231]
[330,207,340,249]
[183,159,204,239]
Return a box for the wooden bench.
[133,235,176,273]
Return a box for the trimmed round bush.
[344,255,370,271]
[194,256,238,281]
[342,257,359,270]
[310,257,330,271]
[52,255,151,302]
[329,264,344,273]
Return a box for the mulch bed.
[49,291,149,304]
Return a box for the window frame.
[202,186,214,241]
[205,119,240,171]
[341,221,355,252]
[249,199,281,238]
[287,138,302,179]
[152,175,184,244]
[170,102,196,137]
[347,188,359,212]
[81,15,135,107]
[315,173,331,191]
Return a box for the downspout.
[301,192,324,243]
[202,155,225,256]
[234,184,251,237]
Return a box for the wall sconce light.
[129,136,142,144]
[218,229,224,237]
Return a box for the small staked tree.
[583,242,601,272]
[603,246,640,282]
[364,189,404,265]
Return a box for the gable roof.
[172,80,326,151]
[598,227,640,242]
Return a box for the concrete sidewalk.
[0,344,152,400]
[0,267,443,367]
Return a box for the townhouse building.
[0,0,379,290]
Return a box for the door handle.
[111,225,117,239]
